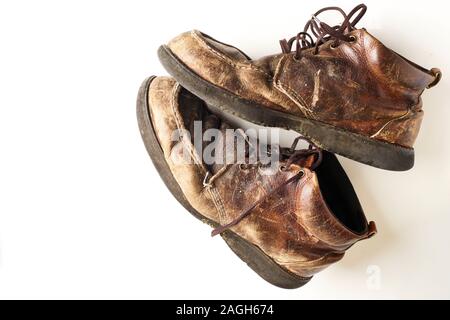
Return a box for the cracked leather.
[147,76,374,278]
[166,28,440,148]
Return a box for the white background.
[0,0,449,299]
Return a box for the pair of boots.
[137,4,440,288]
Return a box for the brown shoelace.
[211,136,322,237]
[280,3,367,58]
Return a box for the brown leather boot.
[158,4,441,171]
[137,76,376,289]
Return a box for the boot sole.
[137,76,311,289]
[158,45,415,171]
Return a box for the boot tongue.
[209,121,237,175]
[201,110,318,174]
[204,120,319,174]
[201,113,221,152]
[295,154,316,169]
[201,112,241,175]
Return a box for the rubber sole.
[158,45,415,171]
[136,76,311,289]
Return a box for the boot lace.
[280,3,367,58]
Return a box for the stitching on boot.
[275,80,316,119]
[208,188,227,224]
[272,55,316,119]
[169,83,231,222]
[169,83,228,222]
[170,83,206,170]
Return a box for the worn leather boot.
[158,4,441,171]
[137,76,376,289]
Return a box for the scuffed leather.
[166,29,439,148]
[148,77,373,278]
[167,31,301,113]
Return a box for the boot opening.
[315,152,367,234]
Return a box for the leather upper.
[166,29,440,148]
[148,76,375,278]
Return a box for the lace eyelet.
[257,163,267,174]
[348,35,357,43]
[239,163,248,171]
[330,43,339,49]
[279,165,288,172]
